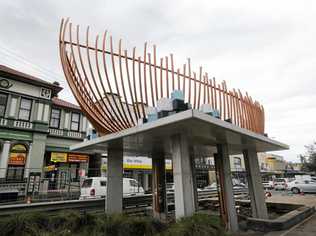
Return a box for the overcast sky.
[0,0,315,162]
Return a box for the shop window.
[18,98,32,121]
[70,112,80,131]
[6,144,27,182]
[0,93,8,117]
[50,108,61,128]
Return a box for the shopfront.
[43,151,89,190]
[101,156,173,192]
[6,144,28,182]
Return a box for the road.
[266,190,316,207]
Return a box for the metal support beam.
[243,149,268,219]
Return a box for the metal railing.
[0,189,248,217]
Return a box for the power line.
[0,44,64,78]
[0,44,65,84]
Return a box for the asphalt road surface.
[266,190,316,207]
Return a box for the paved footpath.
[264,213,316,236]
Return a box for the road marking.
[278,213,315,236]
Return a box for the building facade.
[0,65,92,193]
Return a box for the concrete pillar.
[243,149,268,219]
[143,173,149,191]
[171,134,196,219]
[106,147,123,213]
[216,144,239,232]
[152,153,167,220]
[28,133,47,173]
[0,141,10,179]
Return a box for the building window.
[0,93,8,117]
[6,144,27,182]
[70,112,80,131]
[234,157,242,170]
[50,109,61,128]
[18,98,32,121]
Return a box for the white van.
[79,177,144,200]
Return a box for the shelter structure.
[59,18,288,232]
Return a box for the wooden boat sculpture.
[59,18,265,135]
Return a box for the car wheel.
[292,187,300,194]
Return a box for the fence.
[0,189,249,217]
[0,167,247,205]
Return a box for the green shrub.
[162,213,226,236]
[100,213,166,236]
[0,211,226,236]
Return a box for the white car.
[262,180,274,189]
[80,177,144,199]
[273,178,287,190]
[287,179,316,194]
[203,182,246,191]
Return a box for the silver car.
[287,180,316,194]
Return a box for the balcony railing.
[0,118,33,130]
[13,120,33,129]
[48,128,85,140]
[0,118,8,126]
[48,128,64,136]
[0,118,85,139]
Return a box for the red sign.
[8,153,26,165]
[68,154,89,163]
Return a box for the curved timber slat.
[59,18,265,135]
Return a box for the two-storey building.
[0,65,94,192]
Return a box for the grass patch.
[0,211,226,236]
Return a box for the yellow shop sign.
[51,152,67,162]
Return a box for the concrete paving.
[264,213,316,236]
[233,191,316,236]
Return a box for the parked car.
[203,182,217,191]
[287,179,316,194]
[262,180,274,189]
[80,177,144,199]
[203,182,246,191]
[273,178,287,190]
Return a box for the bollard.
[26,196,32,204]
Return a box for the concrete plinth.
[243,149,268,219]
[106,147,123,213]
[152,153,167,220]
[171,134,196,219]
[216,144,239,232]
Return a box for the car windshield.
[274,179,285,182]
[82,179,93,188]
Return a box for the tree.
[301,141,316,172]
